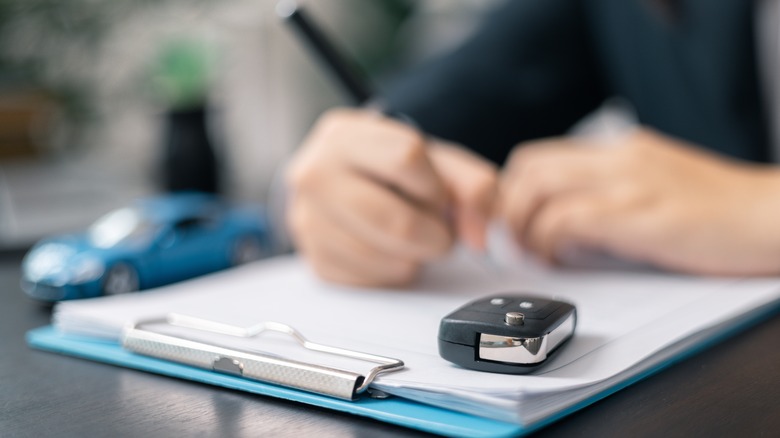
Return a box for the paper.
[53,245,780,425]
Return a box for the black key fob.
[438,294,576,374]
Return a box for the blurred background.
[0,0,500,250]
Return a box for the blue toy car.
[21,192,271,301]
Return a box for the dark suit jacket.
[384,0,768,165]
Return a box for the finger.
[523,192,618,263]
[316,109,451,213]
[499,141,618,244]
[290,201,419,287]
[428,141,498,251]
[456,209,490,252]
[306,169,454,261]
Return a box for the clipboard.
[25,248,780,438]
[25,299,780,438]
[26,324,525,438]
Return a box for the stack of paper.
[52,248,780,426]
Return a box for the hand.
[499,127,780,276]
[286,108,497,287]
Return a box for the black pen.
[276,0,375,106]
[276,1,423,129]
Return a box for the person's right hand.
[286,108,497,287]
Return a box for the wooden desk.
[1,250,778,437]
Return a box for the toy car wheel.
[232,236,264,266]
[103,263,139,295]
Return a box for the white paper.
[53,247,780,425]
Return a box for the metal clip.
[121,314,404,401]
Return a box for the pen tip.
[275,0,299,19]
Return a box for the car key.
[438,294,576,374]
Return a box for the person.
[284,0,780,287]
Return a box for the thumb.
[428,141,498,251]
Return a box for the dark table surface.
[2,249,779,438]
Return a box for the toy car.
[21,192,271,302]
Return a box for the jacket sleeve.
[382,0,607,165]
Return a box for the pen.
[275,0,374,106]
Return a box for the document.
[52,243,780,426]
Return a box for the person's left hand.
[498,127,780,276]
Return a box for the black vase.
[161,106,220,194]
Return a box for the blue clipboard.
[26,326,524,438]
[26,301,780,438]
